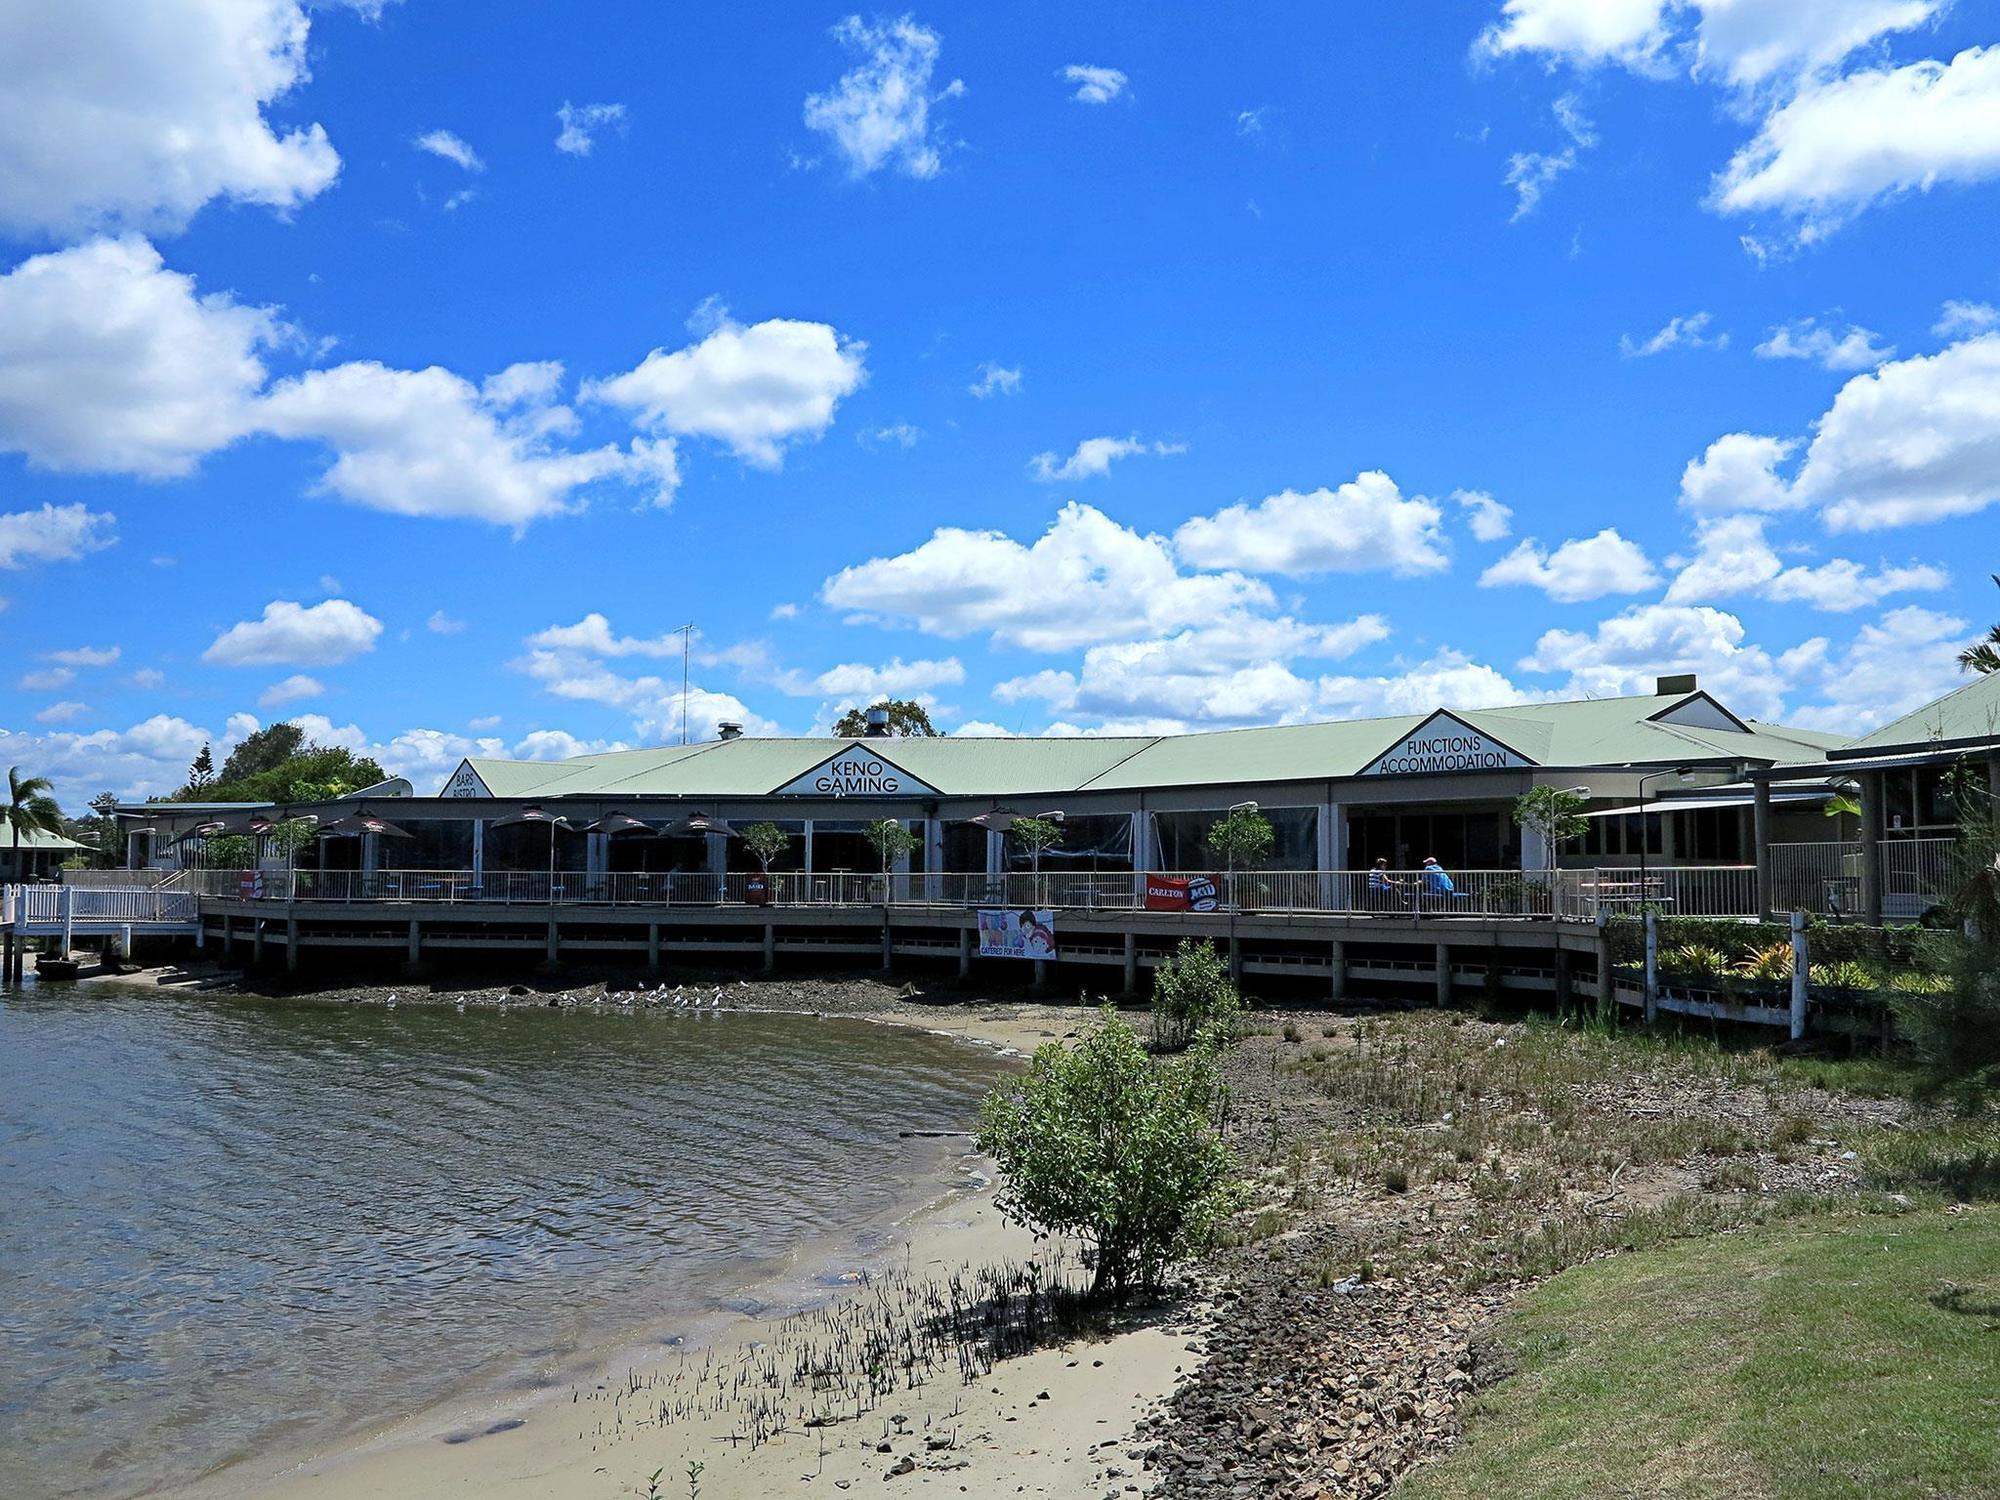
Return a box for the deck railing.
[174,865,1766,920]
[1768,837,1954,919]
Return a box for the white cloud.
[781,656,966,702]
[994,615,1392,730]
[587,312,867,468]
[1062,64,1128,105]
[821,501,1275,652]
[414,129,482,172]
[555,101,626,156]
[34,701,89,724]
[129,668,165,690]
[1783,605,1970,730]
[1318,649,1551,719]
[1173,471,1450,578]
[44,645,119,667]
[0,237,277,475]
[1666,514,1947,610]
[0,504,117,568]
[968,361,1022,398]
[0,0,341,237]
[258,673,325,707]
[426,610,465,634]
[1620,311,1728,357]
[1712,47,2000,235]
[468,714,501,731]
[203,599,383,667]
[0,714,212,805]
[527,614,690,658]
[1934,299,1999,338]
[860,422,922,449]
[510,729,620,761]
[1453,488,1514,542]
[952,720,1010,737]
[260,360,679,526]
[18,667,74,691]
[1236,107,1271,137]
[1476,0,1671,69]
[1505,149,1576,221]
[1794,333,2000,529]
[1692,0,1947,91]
[1029,435,1184,483]
[1520,602,1802,716]
[514,646,782,741]
[1679,431,1802,514]
[1479,529,1660,602]
[1753,317,1892,370]
[769,602,800,621]
[803,15,962,180]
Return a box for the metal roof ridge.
[1070,734,1173,791]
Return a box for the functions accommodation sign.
[977,909,1057,960]
[772,745,938,798]
[1360,713,1530,777]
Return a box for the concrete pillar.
[881,919,893,975]
[545,915,559,967]
[1329,938,1346,1003]
[406,917,421,967]
[1554,944,1573,1013]
[1520,824,1550,874]
[1032,957,1048,990]
[59,884,74,957]
[1435,941,1451,1006]
[221,913,234,960]
[1859,770,1883,927]
[1790,911,1809,1042]
[285,914,298,974]
[1595,910,1614,1021]
[647,922,661,969]
[803,819,815,877]
[958,925,972,978]
[471,818,484,885]
[1643,911,1659,1025]
[1123,931,1138,995]
[1753,778,1774,923]
[252,918,265,968]
[764,921,777,974]
[1129,809,1153,903]
[924,817,944,901]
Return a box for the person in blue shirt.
[1420,857,1456,898]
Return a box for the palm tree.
[1959,574,2000,675]
[5,767,66,881]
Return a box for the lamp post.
[1635,766,1695,905]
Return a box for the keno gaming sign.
[1361,715,1529,777]
[774,746,937,798]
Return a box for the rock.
[884,1455,915,1478]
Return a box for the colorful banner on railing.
[1142,872,1222,912]
[236,869,264,900]
[976,908,1057,960]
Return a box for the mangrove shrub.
[975,1005,1238,1298]
[1150,937,1241,1052]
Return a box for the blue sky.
[3,0,2000,806]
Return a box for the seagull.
[709,993,721,1010]
[386,993,399,1009]
[454,997,466,1013]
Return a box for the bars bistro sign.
[1360,713,1530,777]
[773,746,938,798]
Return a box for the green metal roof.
[4,826,86,851]
[441,688,1849,802]
[1841,670,2000,755]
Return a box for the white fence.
[4,883,200,928]
[177,865,1764,920]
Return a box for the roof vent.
[1656,673,1698,696]
[864,705,892,737]
[717,720,744,741]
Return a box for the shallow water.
[0,983,1004,1500]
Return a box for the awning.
[1585,789,1836,818]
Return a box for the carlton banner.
[1143,873,1222,912]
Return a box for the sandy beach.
[121,971,1200,1500]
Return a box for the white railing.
[4,884,199,924]
[1769,837,1955,919]
[168,865,1764,920]
[59,868,188,890]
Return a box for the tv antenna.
[674,622,696,744]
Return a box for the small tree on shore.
[740,822,791,872]
[1897,770,2000,1106]
[1150,937,1242,1052]
[976,1005,1239,1299]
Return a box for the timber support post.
[1122,931,1138,995]
[1554,944,1573,1015]
[1435,940,1451,1006]
[1789,910,1808,1042]
[1595,908,1613,1021]
[957,925,972,979]
[647,922,660,970]
[763,921,776,974]
[1643,911,1659,1025]
[1329,938,1346,1004]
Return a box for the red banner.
[1143,872,1221,912]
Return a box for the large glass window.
[1152,806,1317,870]
[1010,813,1132,873]
[382,819,473,869]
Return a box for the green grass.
[1403,1208,2000,1500]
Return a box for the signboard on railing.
[977,908,1057,960]
[236,869,263,900]
[744,873,770,906]
[1143,873,1221,912]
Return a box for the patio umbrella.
[488,806,572,895]
[313,812,414,839]
[583,811,654,836]
[956,808,1065,832]
[166,813,263,848]
[658,812,737,838]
